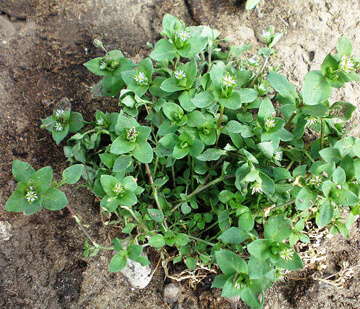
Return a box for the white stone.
[120,257,152,289]
[0,221,12,241]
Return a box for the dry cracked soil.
[0,0,360,308]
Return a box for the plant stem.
[286,160,294,170]
[120,205,149,232]
[320,118,325,150]
[188,235,215,247]
[66,204,98,247]
[195,220,218,237]
[271,199,295,212]
[249,57,269,88]
[284,112,297,129]
[216,105,225,145]
[171,165,176,189]
[145,163,168,231]
[303,150,315,164]
[153,156,159,176]
[171,174,235,213]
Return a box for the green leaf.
[191,91,215,108]
[218,227,249,244]
[12,160,35,182]
[211,274,228,289]
[132,141,153,163]
[264,216,292,242]
[238,212,254,232]
[218,92,241,110]
[147,209,164,223]
[258,141,274,159]
[332,166,346,184]
[276,251,303,270]
[215,250,248,275]
[302,103,329,117]
[42,187,68,211]
[127,244,143,261]
[149,234,165,248]
[175,233,189,246]
[196,148,226,161]
[318,202,334,227]
[248,256,273,279]
[321,54,339,77]
[160,77,185,92]
[258,97,275,127]
[185,257,196,270]
[238,88,258,104]
[187,110,206,127]
[247,239,271,260]
[163,102,184,121]
[337,36,352,57]
[302,71,332,105]
[240,285,264,309]
[61,164,84,185]
[267,72,298,103]
[295,186,317,210]
[118,190,137,206]
[5,189,30,212]
[150,39,177,61]
[28,166,53,193]
[319,147,342,163]
[69,113,84,133]
[173,144,189,159]
[189,140,205,157]
[329,101,356,121]
[109,253,127,272]
[110,137,136,155]
[181,202,191,214]
[113,155,133,172]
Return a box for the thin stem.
[145,163,168,231]
[271,199,295,212]
[320,118,325,150]
[188,235,215,247]
[284,112,297,129]
[171,165,176,189]
[195,220,218,237]
[216,105,225,145]
[153,156,159,176]
[120,206,149,232]
[171,174,235,213]
[286,160,294,170]
[249,57,269,88]
[66,205,98,247]
[303,151,315,164]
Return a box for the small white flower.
[339,55,355,73]
[178,30,190,42]
[274,151,282,161]
[174,69,186,80]
[265,118,276,129]
[126,126,139,142]
[275,269,287,281]
[113,183,125,195]
[54,109,65,118]
[261,30,272,42]
[352,179,359,185]
[234,281,245,290]
[306,116,319,126]
[25,187,39,204]
[309,175,322,188]
[97,118,104,126]
[222,73,236,87]
[54,122,64,132]
[251,182,263,195]
[259,84,267,91]
[134,71,148,85]
[322,171,328,179]
[280,248,294,261]
[248,58,257,65]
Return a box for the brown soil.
[0,0,359,308]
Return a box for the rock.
[120,257,152,289]
[163,283,181,304]
[0,221,12,241]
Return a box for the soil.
[0,0,359,308]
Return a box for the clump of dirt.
[0,0,360,308]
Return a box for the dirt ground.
[0,0,359,308]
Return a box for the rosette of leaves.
[41,98,84,144]
[110,114,153,164]
[84,50,136,96]
[5,160,72,215]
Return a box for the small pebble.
[163,283,181,304]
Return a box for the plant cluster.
[5,14,360,308]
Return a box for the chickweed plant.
[6,14,360,308]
